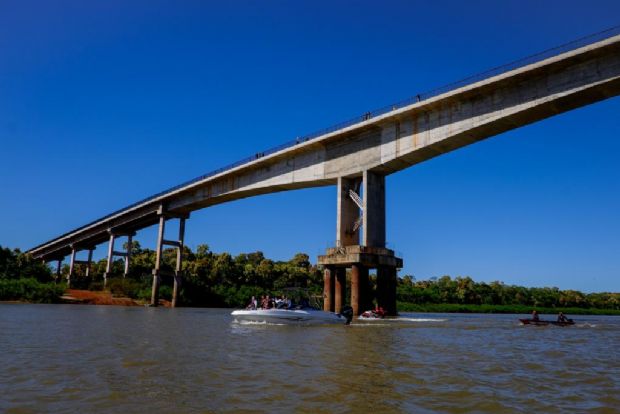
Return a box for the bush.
[0,278,65,303]
[106,278,148,299]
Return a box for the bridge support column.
[151,209,189,307]
[323,267,335,312]
[123,234,132,278]
[55,259,62,283]
[337,177,361,247]
[104,233,115,287]
[103,232,134,286]
[67,247,96,287]
[85,248,93,278]
[362,170,386,248]
[171,217,186,308]
[334,267,346,313]
[350,264,360,316]
[351,264,370,316]
[68,248,76,288]
[318,171,401,317]
[376,266,397,316]
[151,215,165,307]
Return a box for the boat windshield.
[281,287,322,310]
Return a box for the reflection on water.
[1,304,619,413]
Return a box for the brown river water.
[1,303,619,413]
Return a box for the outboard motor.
[340,306,354,325]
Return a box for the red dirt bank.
[62,289,171,307]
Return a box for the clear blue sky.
[1,1,619,292]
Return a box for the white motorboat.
[231,307,351,325]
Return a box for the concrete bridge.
[28,29,620,314]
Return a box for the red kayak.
[519,318,575,326]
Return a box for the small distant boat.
[519,318,575,326]
[231,308,350,325]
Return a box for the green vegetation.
[0,278,65,303]
[2,243,619,314]
[0,246,63,302]
[397,275,620,314]
[397,302,620,315]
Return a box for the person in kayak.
[557,312,568,323]
[531,310,540,321]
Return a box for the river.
[1,304,619,413]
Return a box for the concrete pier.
[320,168,401,316]
[103,232,135,286]
[376,266,398,316]
[334,268,346,313]
[55,259,62,283]
[323,267,334,312]
[319,245,401,315]
[151,209,188,307]
[68,248,76,287]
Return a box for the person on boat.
[246,296,257,310]
[373,305,386,318]
[557,312,568,323]
[260,295,269,309]
[531,310,540,321]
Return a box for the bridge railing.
[30,25,620,253]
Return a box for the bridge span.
[28,29,620,314]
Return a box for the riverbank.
[60,289,172,307]
[61,289,140,306]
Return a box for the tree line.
[1,244,619,310]
[397,275,620,310]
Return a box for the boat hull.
[519,318,575,326]
[231,309,346,325]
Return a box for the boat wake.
[355,317,447,325]
[233,319,287,326]
[397,317,447,322]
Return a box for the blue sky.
[1,1,619,292]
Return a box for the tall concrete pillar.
[323,267,335,312]
[359,265,370,313]
[124,234,132,278]
[386,267,397,316]
[68,247,76,288]
[351,264,369,315]
[377,267,398,316]
[351,265,359,315]
[376,267,387,311]
[104,233,115,287]
[171,217,185,308]
[334,267,346,313]
[362,170,385,248]
[337,177,361,247]
[151,215,166,307]
[85,249,93,277]
[55,259,62,283]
